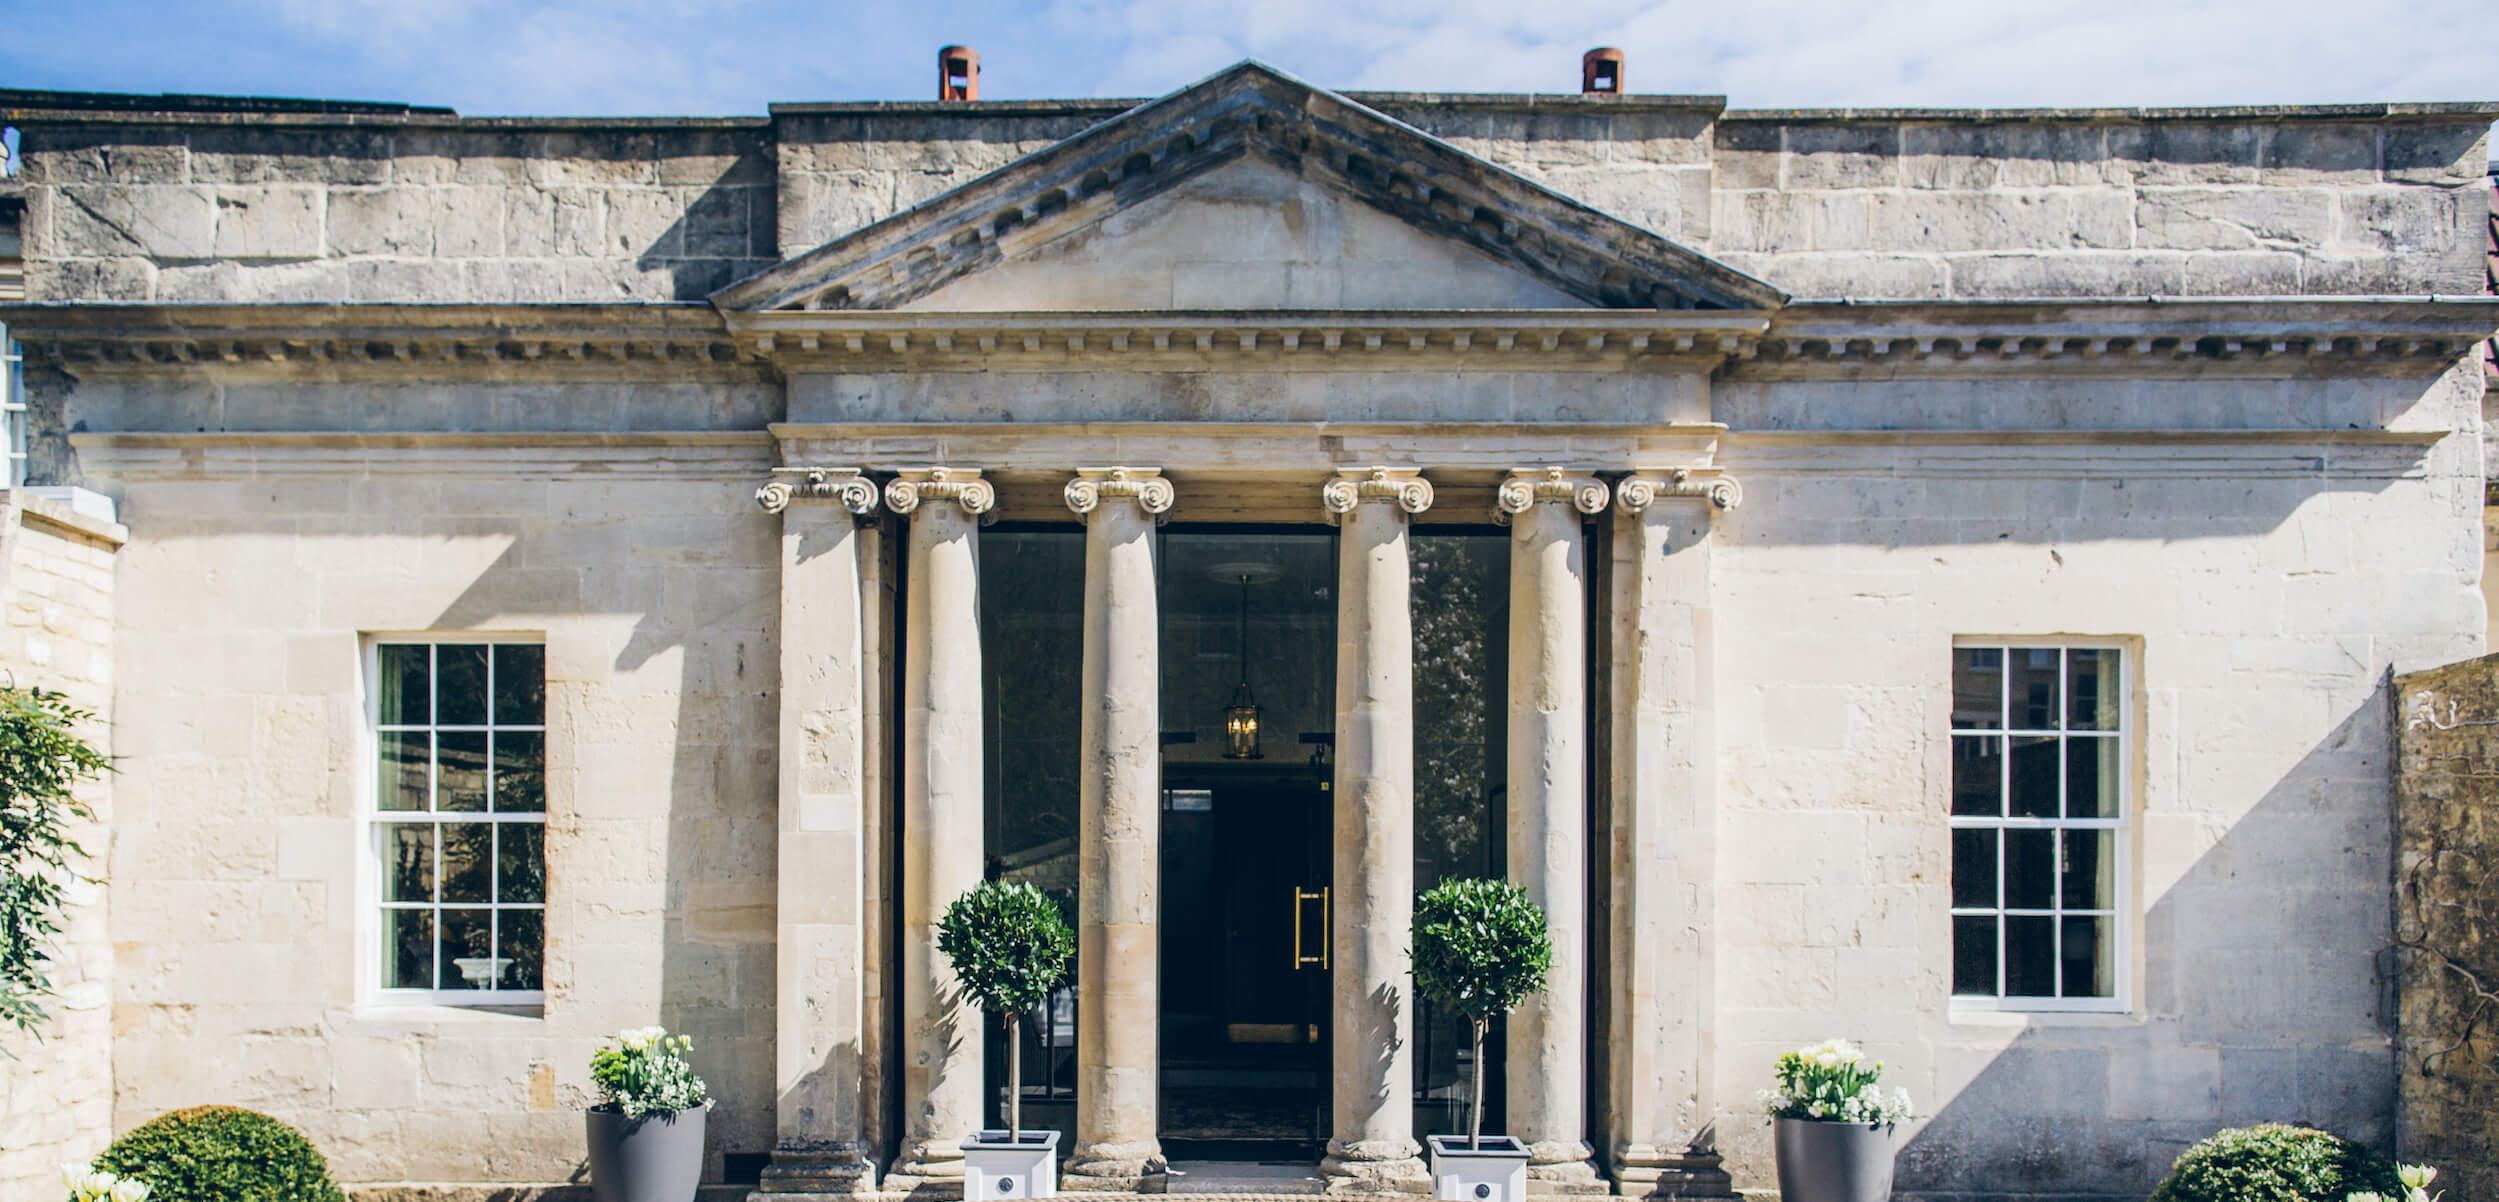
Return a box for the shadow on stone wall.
[1889,696,2399,1202]
[429,499,780,1187]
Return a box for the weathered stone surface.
[0,495,124,1202]
[2393,654,2499,1202]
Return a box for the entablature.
[1737,297,2499,379]
[725,308,1772,372]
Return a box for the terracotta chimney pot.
[1582,47,1624,94]
[940,45,980,101]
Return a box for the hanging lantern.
[1222,572,1263,760]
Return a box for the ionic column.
[1063,469,1173,1190]
[1603,468,1741,1200]
[1320,466,1433,1194]
[1495,468,1609,1194]
[885,466,995,1188]
[756,469,882,1197]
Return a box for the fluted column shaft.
[757,469,882,1196]
[1064,469,1172,1189]
[1498,468,1608,1193]
[887,467,995,1186]
[1321,467,1433,1194]
[1604,469,1740,1201]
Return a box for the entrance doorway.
[1159,530,1337,1158]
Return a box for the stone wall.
[85,391,781,1188]
[1706,355,2487,1198]
[15,118,775,303]
[0,490,125,1200]
[2392,653,2499,1199]
[11,97,2489,305]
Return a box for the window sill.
[1947,1005,2141,1028]
[352,1000,546,1027]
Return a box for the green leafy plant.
[1758,1038,1913,1124]
[0,686,113,1036]
[589,1026,710,1118]
[94,1105,345,1202]
[1411,877,1551,1149]
[936,879,1074,1141]
[2150,1124,2403,1202]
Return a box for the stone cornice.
[727,309,1770,370]
[1493,466,1610,522]
[0,303,752,375]
[1740,298,2499,378]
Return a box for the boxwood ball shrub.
[1411,877,1551,1148]
[2150,1124,2403,1202]
[96,1105,346,1202]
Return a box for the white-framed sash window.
[1948,642,2130,1012]
[368,637,547,1005]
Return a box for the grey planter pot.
[1773,1117,1895,1202]
[962,1128,1060,1200]
[586,1106,707,1202]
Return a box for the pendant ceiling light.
[1222,571,1263,760]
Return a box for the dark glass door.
[1158,762,1332,1158]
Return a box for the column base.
[1610,1147,1737,1201]
[1065,1139,1169,1193]
[752,1142,879,1196]
[883,1139,970,1198]
[1321,1138,1430,1195]
[1525,1142,1610,1196]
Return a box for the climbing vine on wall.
[0,686,113,1036]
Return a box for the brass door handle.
[1293,886,1329,970]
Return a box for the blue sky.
[3,0,2493,131]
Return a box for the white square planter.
[962,1129,1059,1201]
[1427,1134,1529,1202]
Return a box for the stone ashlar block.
[1782,123,1902,190]
[1857,190,2133,254]
[2334,185,2475,257]
[679,185,754,259]
[2109,122,2264,186]
[1711,120,1784,190]
[2134,187,2337,251]
[502,185,605,259]
[26,254,157,302]
[47,184,217,259]
[604,188,686,259]
[2384,121,2493,185]
[2259,122,2381,184]
[185,127,393,185]
[212,185,325,260]
[324,187,435,257]
[432,185,508,258]
[2181,250,2304,296]
[1943,250,2188,298]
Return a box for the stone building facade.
[0,64,2495,1200]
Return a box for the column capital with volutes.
[1494,466,1610,524]
[884,465,997,521]
[1063,466,1175,521]
[1320,466,1434,524]
[755,466,879,516]
[1615,467,1744,514]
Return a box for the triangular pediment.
[712,61,1786,314]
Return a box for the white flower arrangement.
[1757,1038,1914,1125]
[2353,1163,2441,1202]
[590,1024,710,1118]
[61,1163,150,1202]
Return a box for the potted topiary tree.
[938,879,1076,1202]
[1760,1039,1913,1202]
[585,1026,711,1202]
[1411,878,1551,1202]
